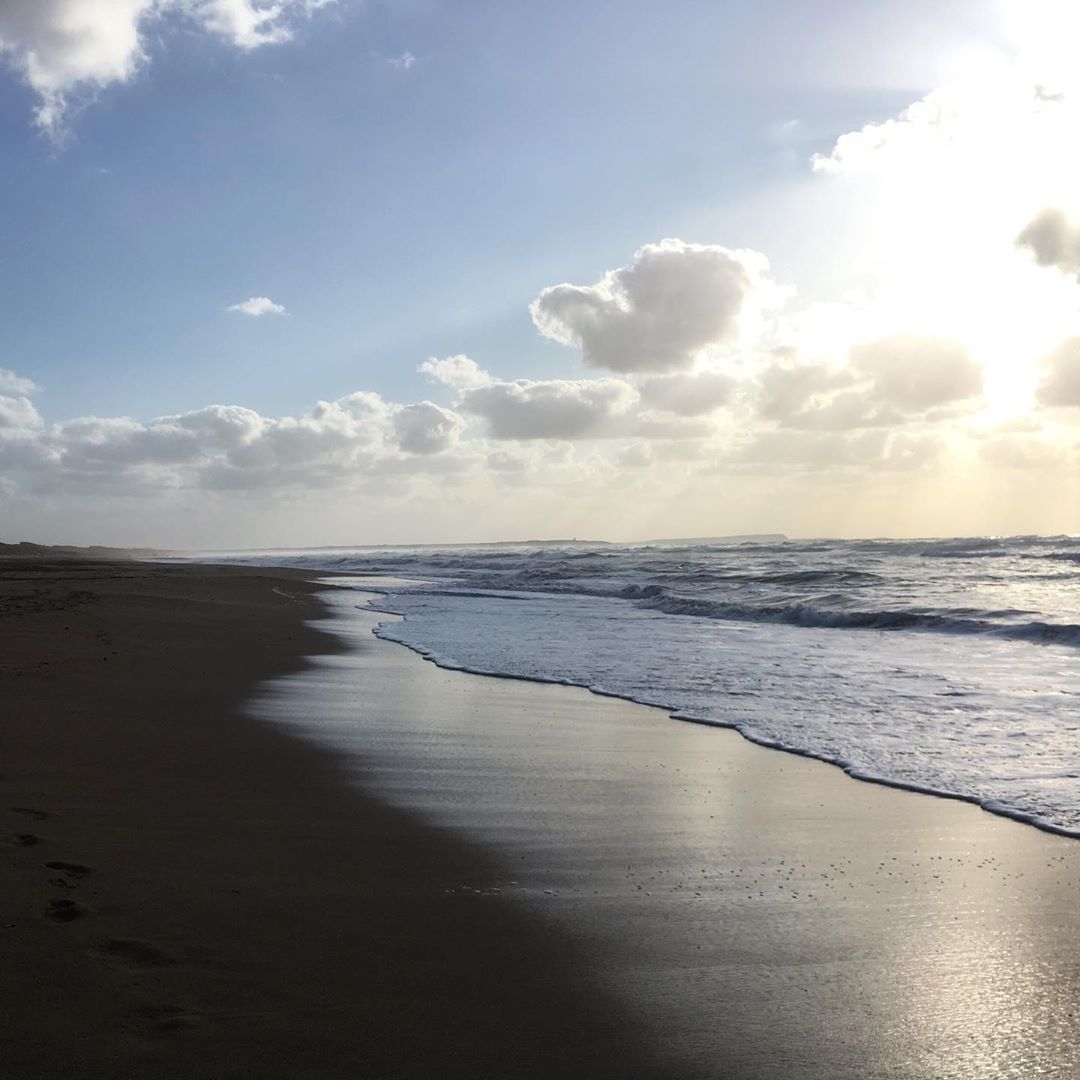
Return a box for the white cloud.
[804,7,1080,422]
[0,368,39,395]
[979,432,1068,470]
[0,394,42,432]
[459,377,638,440]
[757,336,982,431]
[730,428,944,474]
[1017,208,1080,278]
[419,354,491,389]
[386,50,414,70]
[0,0,335,135]
[811,85,969,175]
[194,0,296,50]
[392,401,462,455]
[0,384,466,497]
[441,360,716,442]
[530,239,779,374]
[638,372,736,416]
[849,335,982,413]
[1036,337,1080,407]
[227,296,286,316]
[616,442,655,469]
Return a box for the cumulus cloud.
[459,377,637,440]
[0,394,42,432]
[849,336,982,412]
[1017,208,1080,278]
[530,239,776,374]
[0,0,335,135]
[433,358,717,442]
[758,336,982,430]
[1036,337,1080,407]
[0,368,39,395]
[419,354,491,389]
[811,85,969,175]
[392,401,462,455]
[227,296,286,316]
[638,372,735,416]
[0,385,469,497]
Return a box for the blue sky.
[1,0,985,420]
[2,1,1078,546]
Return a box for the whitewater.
[209,535,1080,835]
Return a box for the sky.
[1,0,1079,547]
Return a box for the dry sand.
[5,559,1080,1079]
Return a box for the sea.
[207,535,1080,836]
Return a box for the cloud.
[419,354,491,389]
[0,0,335,135]
[195,0,299,50]
[392,401,462,455]
[811,85,969,175]
[0,394,42,432]
[1036,337,1080,407]
[731,428,943,473]
[638,372,736,416]
[0,368,39,395]
[530,239,777,373]
[440,359,715,442]
[227,296,286,316]
[1017,208,1080,278]
[386,51,414,70]
[849,335,982,413]
[979,432,1068,470]
[0,383,473,499]
[758,356,853,426]
[758,337,982,431]
[459,377,637,440]
[616,442,655,469]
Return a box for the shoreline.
[357,583,1080,841]
[1,559,672,1079]
[257,584,1080,1079]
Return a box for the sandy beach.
[5,559,1080,1078]
[1,560,669,1079]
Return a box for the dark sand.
[0,561,671,1079]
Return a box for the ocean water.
[212,536,1080,835]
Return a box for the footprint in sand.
[133,1005,204,1033]
[98,938,176,968]
[7,807,51,821]
[6,833,41,846]
[44,860,92,879]
[45,898,89,923]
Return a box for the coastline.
[257,585,1080,1079]
[370,600,1080,840]
[1,560,671,1079]
[359,584,1080,840]
[7,558,1080,1078]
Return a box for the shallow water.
[207,536,1080,833]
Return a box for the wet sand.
[0,560,671,1079]
[254,585,1080,1080]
